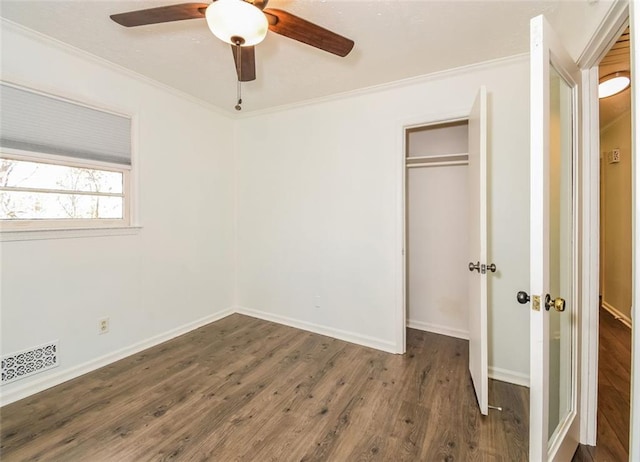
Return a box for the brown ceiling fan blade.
[231,45,257,82]
[110,3,209,27]
[263,9,354,57]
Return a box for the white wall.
[407,123,469,157]
[600,110,633,322]
[235,57,531,383]
[0,23,533,401]
[0,22,236,404]
[407,164,469,338]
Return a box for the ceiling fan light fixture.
[205,0,268,46]
[598,71,631,99]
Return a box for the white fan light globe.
[206,0,268,46]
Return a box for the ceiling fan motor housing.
[205,0,269,46]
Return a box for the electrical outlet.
[607,149,621,164]
[612,149,620,163]
[98,317,110,334]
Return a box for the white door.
[468,86,489,416]
[529,15,581,461]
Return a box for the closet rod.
[406,161,468,168]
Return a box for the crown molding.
[600,107,631,133]
[1,17,528,121]
[577,0,629,69]
[236,53,528,119]
[0,18,233,119]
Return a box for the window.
[1,155,128,226]
[0,82,133,231]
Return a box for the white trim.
[239,54,528,119]
[1,186,123,198]
[0,225,142,242]
[488,366,530,388]
[580,66,602,447]
[0,19,230,118]
[576,1,630,69]
[396,109,471,358]
[0,83,138,232]
[0,152,130,230]
[0,308,234,406]
[601,302,633,328]
[630,3,640,460]
[577,0,630,448]
[234,306,398,354]
[406,319,469,340]
[397,117,407,355]
[232,123,240,314]
[1,18,528,120]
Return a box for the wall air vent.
[1,341,59,385]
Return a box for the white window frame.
[1,148,132,232]
[0,81,140,241]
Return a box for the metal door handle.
[545,294,566,312]
[487,263,496,273]
[468,262,480,273]
[517,291,530,304]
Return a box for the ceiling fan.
[110,0,355,85]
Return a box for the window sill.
[0,225,142,242]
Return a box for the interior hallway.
[573,309,631,461]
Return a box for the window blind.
[0,83,131,166]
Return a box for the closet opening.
[404,120,471,341]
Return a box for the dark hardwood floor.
[573,309,631,462]
[1,314,529,461]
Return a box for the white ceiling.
[0,0,617,114]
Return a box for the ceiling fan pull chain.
[235,40,242,111]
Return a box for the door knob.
[487,263,497,273]
[517,291,530,304]
[545,294,566,312]
[469,262,480,273]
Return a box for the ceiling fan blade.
[263,9,354,57]
[110,3,209,27]
[231,45,257,82]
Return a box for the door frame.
[396,109,472,355]
[575,0,636,454]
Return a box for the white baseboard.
[406,321,528,387]
[0,307,234,406]
[489,366,530,388]
[1,306,528,405]
[407,319,469,340]
[601,301,632,328]
[234,306,399,354]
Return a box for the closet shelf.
[405,153,469,167]
[407,161,468,168]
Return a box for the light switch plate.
[608,149,621,164]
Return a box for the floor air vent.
[2,341,58,384]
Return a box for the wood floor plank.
[1,315,529,461]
